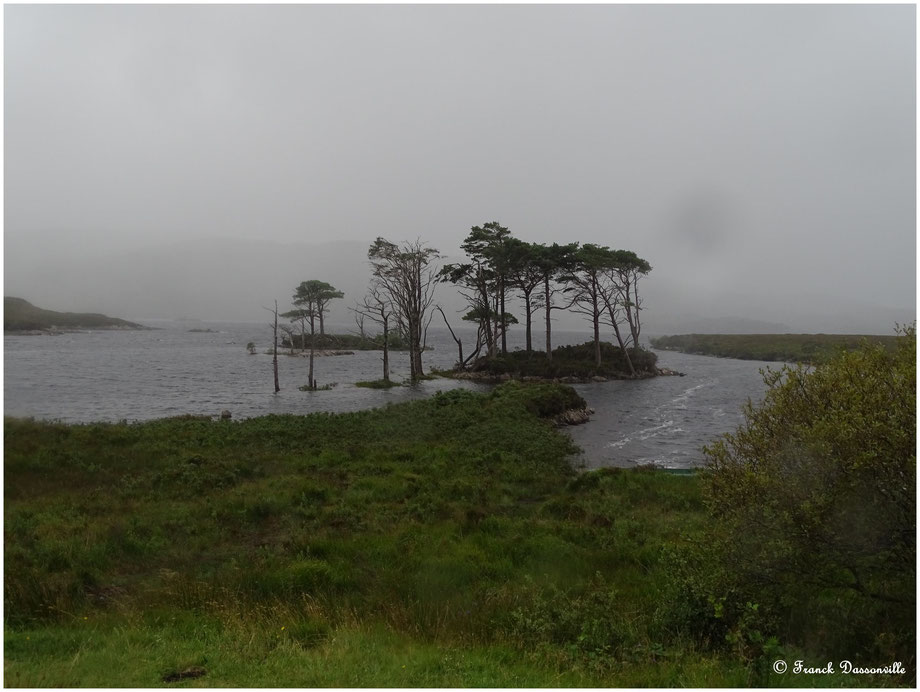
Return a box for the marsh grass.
[354,379,403,389]
[4,384,908,687]
[649,333,899,363]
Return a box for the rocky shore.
[553,406,595,426]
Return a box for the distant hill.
[4,297,147,332]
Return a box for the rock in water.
[220,409,232,420]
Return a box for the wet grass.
[4,383,907,686]
[354,379,403,389]
[649,333,899,363]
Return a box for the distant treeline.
[649,332,899,363]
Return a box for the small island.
[441,341,668,383]
[4,297,148,333]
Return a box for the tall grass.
[5,384,909,686]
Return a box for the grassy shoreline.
[649,333,899,363]
[4,382,909,686]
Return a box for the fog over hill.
[4,6,915,339]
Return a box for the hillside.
[4,297,147,332]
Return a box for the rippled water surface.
[4,320,774,468]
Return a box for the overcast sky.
[4,4,916,331]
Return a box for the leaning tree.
[440,221,516,359]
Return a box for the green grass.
[4,383,910,687]
[649,333,899,363]
[354,379,403,389]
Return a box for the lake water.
[4,320,776,469]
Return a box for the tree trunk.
[319,309,325,336]
[604,302,636,376]
[524,290,532,354]
[407,316,421,381]
[611,313,635,375]
[490,295,499,359]
[628,281,641,348]
[544,277,552,361]
[593,310,601,367]
[308,315,315,390]
[412,318,424,378]
[500,278,507,355]
[273,301,280,393]
[437,305,464,370]
[382,315,390,382]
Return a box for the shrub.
[694,325,915,663]
[489,381,586,418]
[467,342,657,379]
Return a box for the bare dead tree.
[279,324,296,355]
[368,237,440,381]
[264,301,280,393]
[353,311,366,340]
[436,305,482,370]
[353,282,394,382]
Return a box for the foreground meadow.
[4,380,912,687]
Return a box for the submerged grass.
[4,383,908,687]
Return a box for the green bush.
[691,325,915,664]
[489,381,586,418]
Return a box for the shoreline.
[440,366,684,384]
[5,325,155,335]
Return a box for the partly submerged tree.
[368,238,440,381]
[280,308,308,352]
[353,281,394,383]
[279,324,296,355]
[291,280,341,390]
[263,301,280,393]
